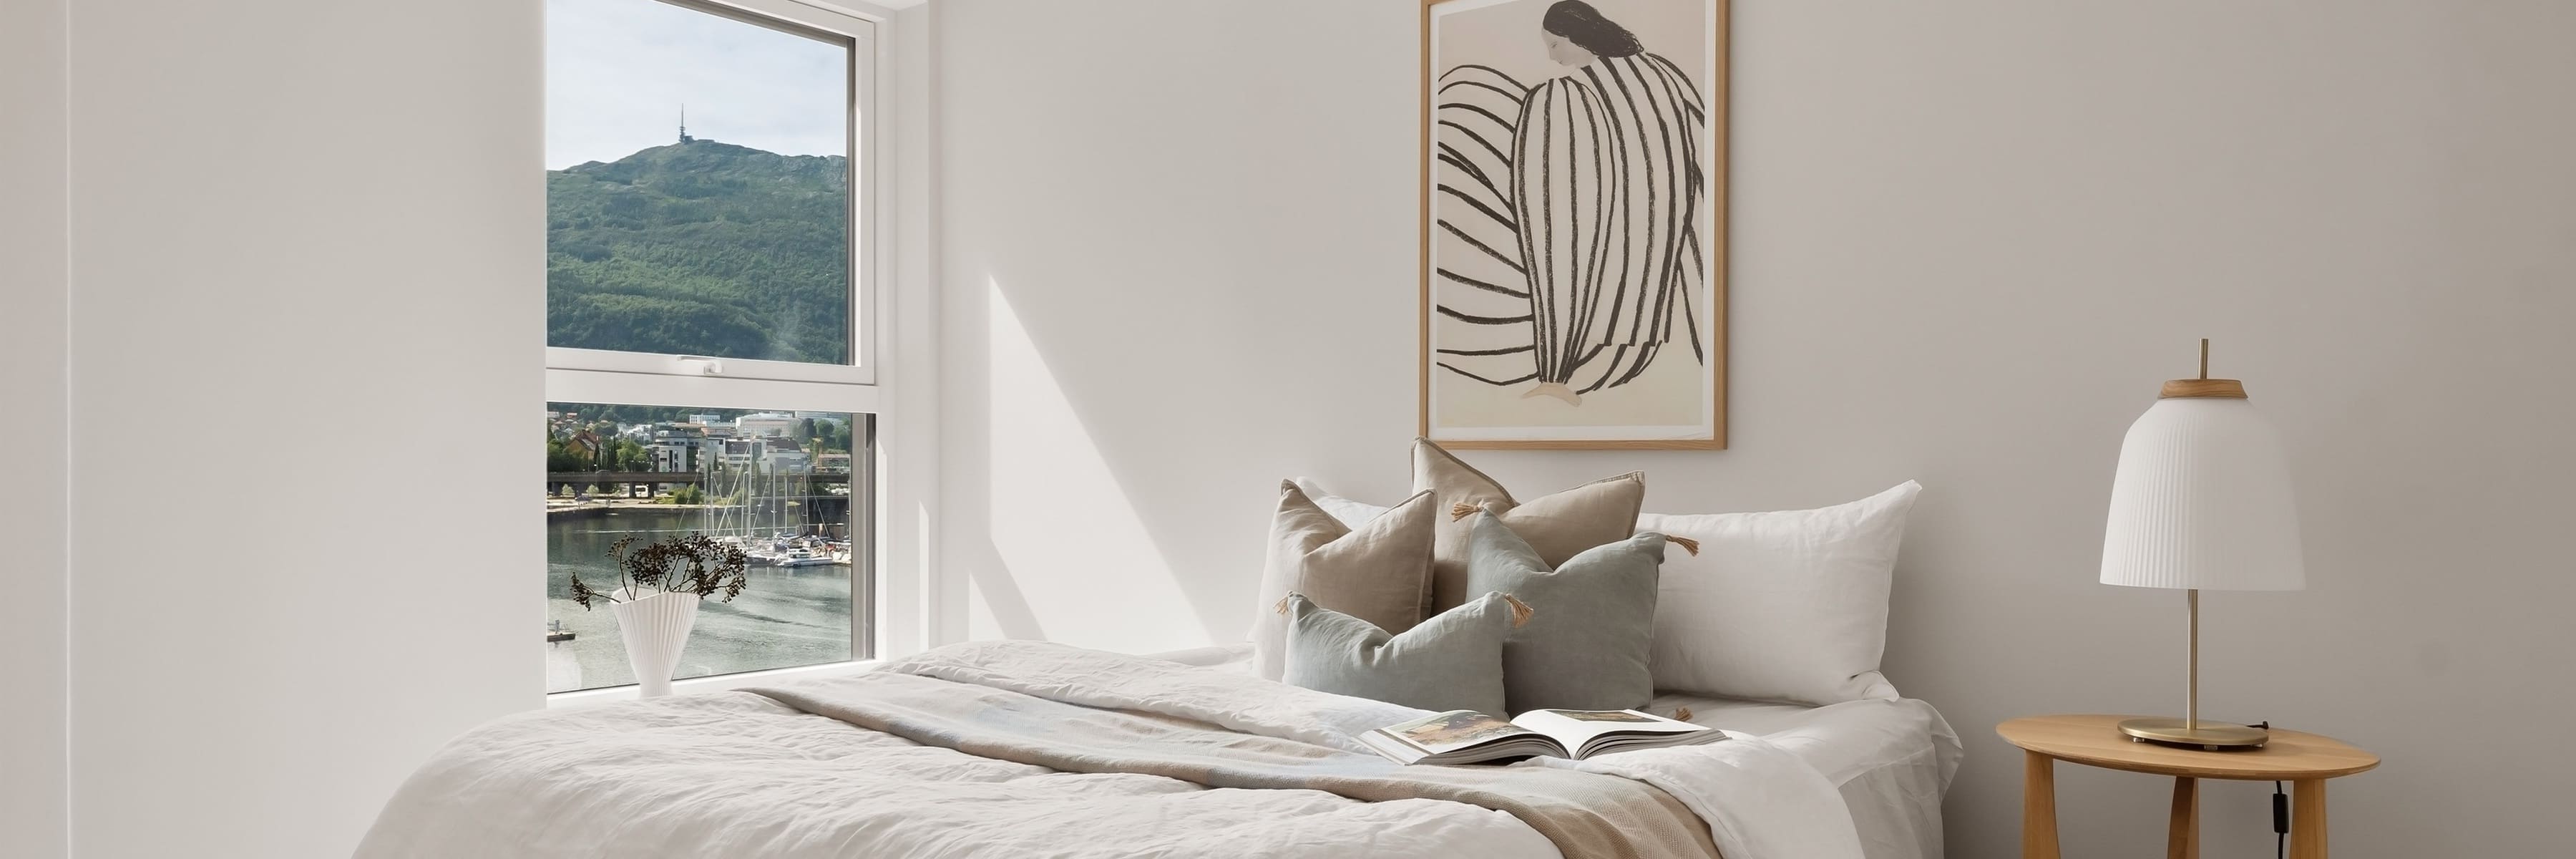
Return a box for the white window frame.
[545,0,907,703]
[545,0,880,386]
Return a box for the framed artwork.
[1420,0,1727,450]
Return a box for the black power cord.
[2254,722,2287,859]
[2273,780,2288,859]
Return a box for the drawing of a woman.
[1432,1,1710,404]
[1508,1,1709,405]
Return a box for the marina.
[543,460,859,693]
[541,406,869,693]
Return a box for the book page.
[1357,729,1430,765]
[1511,709,1705,753]
[1382,710,1531,754]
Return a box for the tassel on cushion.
[1503,593,1534,628]
[1669,535,1701,555]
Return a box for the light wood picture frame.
[1419,0,1727,450]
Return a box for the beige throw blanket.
[752,641,1719,859]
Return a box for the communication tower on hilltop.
[678,105,695,145]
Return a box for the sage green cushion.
[1463,513,1666,713]
[1412,438,1646,616]
[1280,592,1518,715]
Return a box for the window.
[545,406,872,692]
[545,0,883,693]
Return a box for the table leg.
[2023,751,2059,859]
[2291,779,2328,859]
[2167,777,2198,859]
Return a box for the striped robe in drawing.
[1433,53,1707,405]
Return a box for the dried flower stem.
[569,533,751,611]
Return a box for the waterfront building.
[650,440,693,472]
[644,424,710,472]
[734,412,799,439]
[719,437,769,470]
[763,447,811,474]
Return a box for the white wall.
[62,0,540,855]
[882,1,945,659]
[936,0,1428,653]
[935,1,2576,856]
[0,0,71,855]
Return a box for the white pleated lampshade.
[2099,396,2306,591]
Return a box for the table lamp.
[2099,339,2305,749]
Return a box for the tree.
[546,436,595,472]
[612,438,652,472]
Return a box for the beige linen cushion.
[1413,438,1646,614]
[1249,482,1438,680]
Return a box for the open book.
[1356,708,1726,765]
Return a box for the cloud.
[546,0,850,169]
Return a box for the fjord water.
[546,507,853,693]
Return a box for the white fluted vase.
[608,590,702,697]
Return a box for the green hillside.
[547,140,849,364]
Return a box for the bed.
[358,640,1956,859]
[1160,643,1962,859]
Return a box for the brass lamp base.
[2117,717,2270,750]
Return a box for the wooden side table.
[1998,714,2378,859]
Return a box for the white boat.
[775,548,835,568]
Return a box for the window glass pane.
[546,403,869,693]
[546,0,853,365]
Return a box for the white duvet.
[358,641,1863,858]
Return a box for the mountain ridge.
[547,139,851,364]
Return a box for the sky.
[546,0,849,170]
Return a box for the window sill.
[545,659,884,710]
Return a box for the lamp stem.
[2198,339,2210,380]
[2186,588,2200,731]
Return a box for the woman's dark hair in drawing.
[1541,1,1643,59]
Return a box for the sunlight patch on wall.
[975,278,1202,653]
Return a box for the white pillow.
[1637,482,1921,705]
[1291,477,1390,528]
